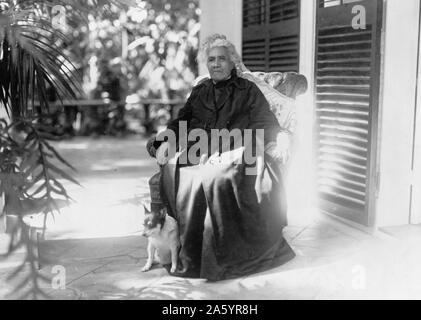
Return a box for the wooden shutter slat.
[319,34,372,44]
[318,147,368,165]
[243,42,266,49]
[318,136,368,154]
[318,155,367,173]
[270,61,299,67]
[270,0,297,8]
[317,110,369,122]
[317,88,370,95]
[317,77,371,85]
[317,91,370,99]
[319,151,368,165]
[318,131,368,146]
[317,68,371,76]
[319,63,371,69]
[318,133,368,150]
[243,46,266,51]
[317,166,367,181]
[318,30,372,40]
[319,192,365,208]
[270,59,299,64]
[317,97,369,106]
[319,187,366,204]
[319,51,372,58]
[318,179,366,198]
[318,39,372,48]
[317,84,370,89]
[270,43,299,51]
[318,175,367,193]
[318,102,369,111]
[318,58,372,65]
[318,180,367,198]
[270,56,298,63]
[270,52,299,58]
[242,53,266,60]
[244,61,266,65]
[270,47,299,54]
[316,104,370,112]
[318,162,367,182]
[319,126,369,143]
[318,119,369,133]
[319,139,368,157]
[318,24,372,35]
[318,65,371,71]
[317,98,370,106]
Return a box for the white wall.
[285,0,317,226]
[411,7,421,225]
[376,0,421,227]
[198,0,243,75]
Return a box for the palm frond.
[1,3,83,118]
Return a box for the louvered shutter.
[242,0,300,72]
[315,0,383,226]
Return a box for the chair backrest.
[251,72,308,100]
[194,71,308,100]
[277,73,308,100]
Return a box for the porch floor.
[1,137,420,300]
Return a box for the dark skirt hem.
[163,238,296,281]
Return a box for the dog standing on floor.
[141,205,180,273]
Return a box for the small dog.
[141,206,180,273]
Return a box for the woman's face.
[206,46,234,82]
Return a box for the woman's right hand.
[146,136,157,158]
[156,142,170,166]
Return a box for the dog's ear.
[159,207,167,217]
[158,207,167,225]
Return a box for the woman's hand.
[146,136,157,158]
[265,132,291,165]
[156,142,170,166]
[276,131,291,165]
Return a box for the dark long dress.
[153,70,295,281]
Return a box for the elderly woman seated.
[147,34,298,281]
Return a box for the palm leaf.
[44,159,81,186]
[42,138,77,171]
[1,5,82,118]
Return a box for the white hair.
[198,34,248,75]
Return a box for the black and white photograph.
[0,0,420,304]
